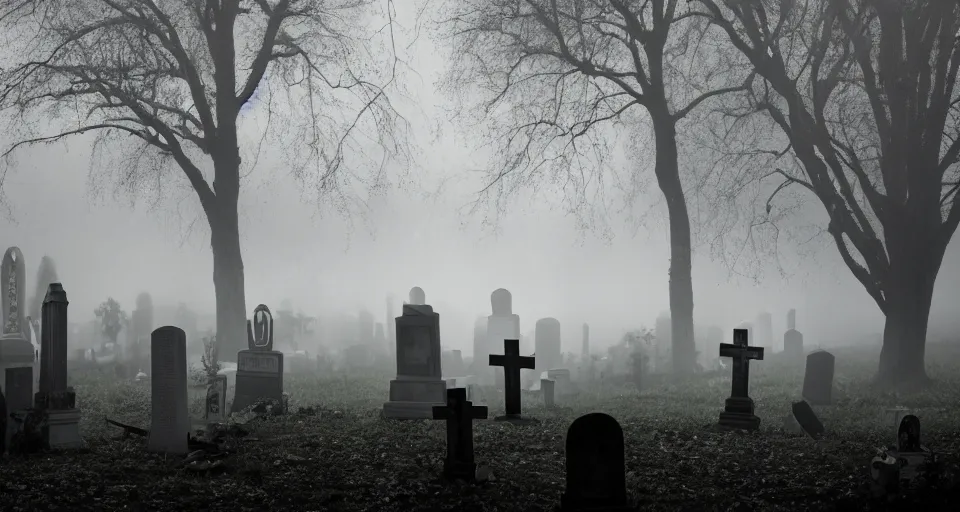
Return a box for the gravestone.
[717,328,764,430]
[791,400,824,439]
[147,326,189,454]
[431,387,488,480]
[442,349,465,378]
[802,350,834,405]
[205,374,228,422]
[547,368,574,396]
[471,316,487,374]
[541,378,555,408]
[489,338,537,424]
[486,289,520,386]
[0,247,34,365]
[755,312,773,351]
[130,292,154,369]
[233,305,285,413]
[382,287,446,419]
[535,317,562,376]
[783,309,804,361]
[3,366,32,449]
[560,413,632,512]
[34,283,82,449]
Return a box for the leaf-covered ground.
[2,343,960,511]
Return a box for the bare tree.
[0,0,411,356]
[694,0,960,388]
[437,0,751,375]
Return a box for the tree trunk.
[209,200,248,361]
[651,113,697,376]
[875,226,941,390]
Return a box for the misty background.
[2,8,959,355]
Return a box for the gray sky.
[2,3,959,354]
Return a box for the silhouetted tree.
[95,297,127,348]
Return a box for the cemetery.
[1,0,960,510]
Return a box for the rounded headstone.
[490,288,512,315]
[408,287,425,305]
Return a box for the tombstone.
[408,286,425,305]
[783,309,804,361]
[560,413,632,512]
[470,316,487,374]
[801,350,834,405]
[205,374,228,422]
[791,400,824,439]
[489,338,537,424]
[3,366,32,450]
[32,283,82,449]
[0,247,34,365]
[130,292,154,368]
[547,368,574,396]
[535,318,562,376]
[147,326,189,454]
[382,288,446,419]
[386,294,397,357]
[431,387,488,480]
[754,313,772,352]
[233,305,285,413]
[541,378,555,408]
[717,328,764,430]
[485,289,520,386]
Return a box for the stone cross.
[431,387,488,480]
[489,338,535,419]
[719,328,763,399]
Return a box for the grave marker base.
[560,495,635,512]
[494,413,540,425]
[442,459,478,481]
[43,408,82,450]
[718,396,760,431]
[383,378,446,419]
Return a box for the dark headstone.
[4,366,32,449]
[717,329,764,430]
[234,305,285,413]
[541,378,555,408]
[489,339,537,423]
[802,350,834,405]
[791,400,824,439]
[897,415,921,452]
[560,413,632,512]
[432,387,488,480]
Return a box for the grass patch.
[2,344,959,511]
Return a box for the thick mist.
[2,19,959,356]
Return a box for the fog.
[2,13,960,356]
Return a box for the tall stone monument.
[35,283,82,449]
[0,247,34,365]
[535,317,563,375]
[485,288,520,386]
[382,287,446,419]
[233,305,285,413]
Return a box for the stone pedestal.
[718,396,760,430]
[45,408,82,450]
[0,336,35,364]
[383,377,446,419]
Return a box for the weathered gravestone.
[486,289,520,386]
[0,247,34,365]
[872,415,940,486]
[783,308,804,362]
[233,305,285,413]
[717,328,764,430]
[205,374,228,423]
[471,316,487,375]
[489,338,538,424]
[535,317,562,376]
[560,413,632,512]
[541,378,555,408]
[547,367,574,397]
[802,350,835,405]
[34,283,82,449]
[147,326,189,454]
[442,349,465,378]
[382,287,446,419]
[432,387,488,480]
[4,366,32,450]
[791,400,825,439]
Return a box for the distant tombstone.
[489,338,537,424]
[486,289,520,386]
[801,350,835,405]
[787,309,796,330]
[3,366,33,449]
[717,329,764,430]
[147,326,189,455]
[470,316,487,374]
[791,400,824,439]
[541,379,555,408]
[205,374,228,422]
[547,368,573,396]
[560,413,632,512]
[34,283,82,449]
[408,287,425,305]
[0,247,33,364]
[431,387,488,480]
[783,309,804,361]
[382,287,446,419]
[233,305,285,413]
[535,318,562,375]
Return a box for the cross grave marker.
[489,338,537,424]
[431,387,488,480]
[717,328,764,430]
